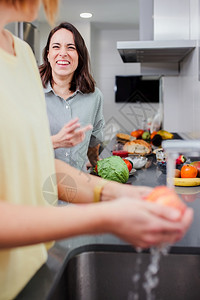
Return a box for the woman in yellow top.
[0,0,193,299]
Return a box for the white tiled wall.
[154,0,190,40]
[160,0,200,134]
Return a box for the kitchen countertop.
[16,135,200,299]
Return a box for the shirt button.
[65,152,69,157]
[66,105,69,109]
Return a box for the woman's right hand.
[51,118,92,149]
[101,198,193,249]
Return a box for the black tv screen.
[115,76,160,103]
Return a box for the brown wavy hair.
[39,22,95,93]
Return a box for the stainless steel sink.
[48,244,200,300]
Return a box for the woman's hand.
[52,118,92,149]
[102,197,193,249]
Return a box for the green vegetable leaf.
[97,156,129,183]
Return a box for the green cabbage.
[97,156,129,183]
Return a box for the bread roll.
[116,133,132,141]
[123,139,152,155]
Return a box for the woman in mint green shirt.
[40,22,105,170]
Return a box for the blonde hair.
[42,0,59,25]
[0,0,59,25]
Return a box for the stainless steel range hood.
[117,40,196,63]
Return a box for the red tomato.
[123,159,133,172]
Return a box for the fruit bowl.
[126,156,147,169]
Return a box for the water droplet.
[135,247,142,253]
[132,273,141,283]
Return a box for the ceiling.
[38,0,139,29]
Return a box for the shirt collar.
[44,81,53,94]
[43,81,83,96]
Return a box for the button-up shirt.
[44,81,105,170]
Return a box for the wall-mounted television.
[115,75,160,103]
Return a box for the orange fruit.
[145,186,186,216]
[131,129,144,138]
[181,164,198,178]
[150,131,157,140]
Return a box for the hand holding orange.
[145,186,186,216]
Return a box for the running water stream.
[128,245,170,300]
[142,245,170,300]
[128,247,142,300]
[128,153,177,300]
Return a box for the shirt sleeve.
[89,89,105,147]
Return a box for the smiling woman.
[48,28,79,87]
[39,22,105,170]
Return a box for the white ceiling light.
[80,12,93,19]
